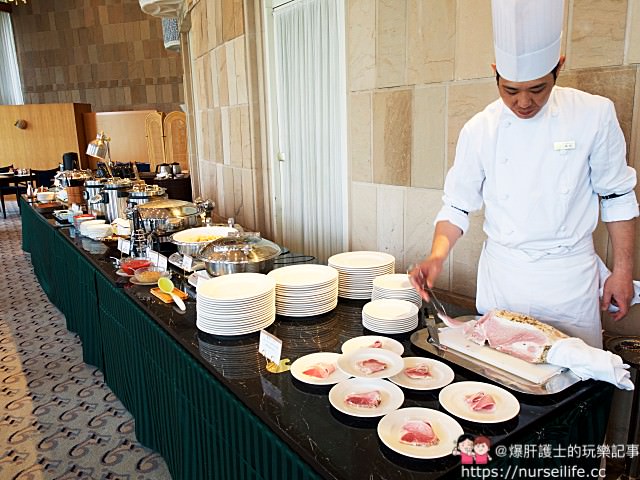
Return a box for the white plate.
[268,264,338,287]
[341,336,404,356]
[373,273,415,290]
[197,273,275,300]
[389,358,455,391]
[438,381,520,423]
[377,407,463,459]
[336,348,404,379]
[328,251,395,269]
[290,352,351,385]
[116,269,133,277]
[329,378,404,418]
[363,299,419,321]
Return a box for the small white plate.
[389,357,455,391]
[438,381,520,423]
[290,352,351,385]
[341,335,404,356]
[329,378,404,418]
[377,407,463,459]
[116,269,133,277]
[336,348,404,379]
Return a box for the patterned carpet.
[0,198,172,480]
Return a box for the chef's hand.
[601,271,634,321]
[408,256,445,302]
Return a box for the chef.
[409,0,638,348]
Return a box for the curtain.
[0,11,23,105]
[273,0,347,263]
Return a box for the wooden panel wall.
[83,111,157,169]
[0,103,91,170]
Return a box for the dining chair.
[0,164,14,219]
[31,167,60,189]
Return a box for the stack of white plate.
[267,264,339,317]
[371,273,422,309]
[328,251,395,299]
[362,299,419,334]
[196,273,276,336]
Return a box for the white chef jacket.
[435,86,639,347]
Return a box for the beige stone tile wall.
[11,0,183,112]
[186,0,268,233]
[346,0,640,321]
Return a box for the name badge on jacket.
[553,141,576,151]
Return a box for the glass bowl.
[133,266,170,284]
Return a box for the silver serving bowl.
[199,234,281,277]
[136,199,202,235]
[170,225,239,257]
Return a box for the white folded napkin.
[547,337,634,390]
[597,256,640,313]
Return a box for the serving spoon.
[158,277,187,311]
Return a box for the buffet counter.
[21,198,614,480]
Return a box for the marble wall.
[347,0,640,305]
[10,0,183,112]
[184,0,271,236]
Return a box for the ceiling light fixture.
[0,0,27,5]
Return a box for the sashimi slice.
[356,358,388,375]
[344,390,382,408]
[437,312,467,328]
[399,420,439,446]
[464,392,496,412]
[302,362,336,379]
[369,340,383,348]
[404,363,431,379]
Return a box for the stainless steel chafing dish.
[54,169,94,187]
[136,198,202,235]
[127,183,167,208]
[198,233,282,276]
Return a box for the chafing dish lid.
[199,234,281,263]
[136,199,199,219]
[128,184,166,197]
[102,178,133,189]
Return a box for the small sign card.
[147,250,168,270]
[118,239,131,254]
[182,254,194,271]
[259,330,283,366]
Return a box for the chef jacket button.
[505,229,514,235]
[501,194,509,201]
[500,157,508,164]
[559,225,566,232]
[560,187,569,194]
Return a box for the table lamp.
[86,131,115,178]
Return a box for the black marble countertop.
[50,221,605,480]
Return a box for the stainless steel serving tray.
[410,326,581,395]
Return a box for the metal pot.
[100,178,132,222]
[156,163,172,176]
[198,234,282,277]
[84,178,107,217]
[171,162,182,176]
[136,198,202,235]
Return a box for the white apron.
[476,237,602,348]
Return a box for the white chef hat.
[492,0,564,82]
